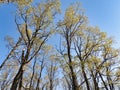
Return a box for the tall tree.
[58,3,87,90]
[0,0,60,90]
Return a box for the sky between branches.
[0,0,120,64]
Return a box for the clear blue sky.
[0,0,120,63]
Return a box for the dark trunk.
[99,72,109,90]
[91,71,99,90]
[18,69,23,90]
[10,64,24,90]
[10,50,27,90]
[50,79,53,90]
[29,57,37,90]
[107,75,115,90]
[36,59,44,90]
[66,36,78,90]
[81,64,90,90]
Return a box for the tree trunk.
[66,37,78,90]
[99,72,109,90]
[10,64,24,90]
[81,64,90,90]
[91,71,99,90]
[29,57,37,90]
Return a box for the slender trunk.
[107,75,115,90]
[50,79,53,90]
[49,65,53,90]
[29,57,37,90]
[93,76,99,90]
[66,37,78,90]
[36,69,43,90]
[64,74,71,90]
[42,84,46,90]
[18,69,23,90]
[10,64,24,90]
[81,65,90,90]
[91,71,99,90]
[99,72,109,90]
[106,68,115,90]
[36,59,44,90]
[11,49,27,90]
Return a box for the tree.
[58,3,87,90]
[0,1,120,90]
[73,26,119,90]
[0,0,60,90]
[57,3,120,90]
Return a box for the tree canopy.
[0,0,120,90]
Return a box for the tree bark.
[66,36,78,90]
[81,64,90,90]
[10,64,24,90]
[99,72,109,90]
[91,71,99,90]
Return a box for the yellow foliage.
[64,5,80,26]
[44,45,53,54]
[30,0,60,29]
[116,70,120,76]
[104,62,111,67]
[16,0,33,6]
[85,56,101,70]
[100,32,106,39]
[20,24,32,40]
[34,37,43,45]
[76,30,84,36]
[26,7,34,15]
